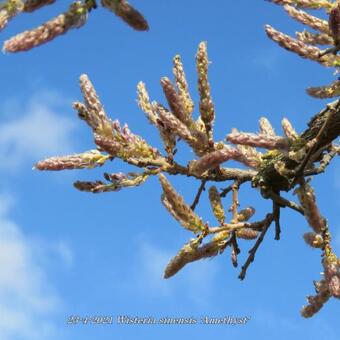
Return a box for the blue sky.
[0,1,339,339]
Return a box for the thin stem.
[190,179,207,211]
[231,233,240,267]
[230,181,240,219]
[167,161,256,182]
[238,214,274,280]
[273,199,281,240]
[208,216,270,234]
[229,181,240,266]
[262,189,304,215]
[219,178,248,198]
[219,182,234,198]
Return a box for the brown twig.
[239,214,274,280]
[208,216,272,234]
[219,178,248,198]
[273,199,281,240]
[230,181,240,219]
[264,189,304,215]
[229,181,241,267]
[167,162,256,182]
[231,233,240,267]
[219,183,234,198]
[190,179,207,211]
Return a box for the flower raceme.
[0,0,148,53]
[267,0,340,98]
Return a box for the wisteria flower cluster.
[35,38,340,317]
[266,0,340,97]
[0,0,148,53]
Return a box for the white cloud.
[0,91,77,170]
[251,47,281,72]
[132,240,219,306]
[0,193,67,340]
[31,238,74,271]
[53,241,74,269]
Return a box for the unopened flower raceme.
[259,117,276,137]
[160,77,195,129]
[196,41,215,132]
[3,1,88,52]
[101,0,148,31]
[208,186,225,223]
[234,207,255,223]
[328,2,340,45]
[78,74,113,137]
[109,172,148,191]
[159,174,205,234]
[281,118,299,141]
[189,145,261,176]
[267,0,340,101]
[212,230,230,242]
[284,4,330,33]
[74,171,149,193]
[23,0,55,12]
[34,150,111,171]
[160,77,210,152]
[94,134,122,157]
[77,75,163,164]
[301,279,331,318]
[0,0,23,31]
[236,144,263,166]
[328,273,340,297]
[79,74,106,118]
[230,206,257,239]
[189,147,237,176]
[155,103,208,156]
[163,239,201,279]
[227,129,290,150]
[95,128,162,165]
[236,228,259,240]
[73,101,92,123]
[303,232,324,248]
[138,49,210,156]
[323,256,340,298]
[155,103,194,143]
[268,0,333,10]
[296,30,333,45]
[295,181,326,233]
[307,79,340,98]
[164,237,226,279]
[137,82,176,155]
[73,180,107,193]
[104,171,128,183]
[172,54,194,115]
[265,25,340,67]
[137,81,158,125]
